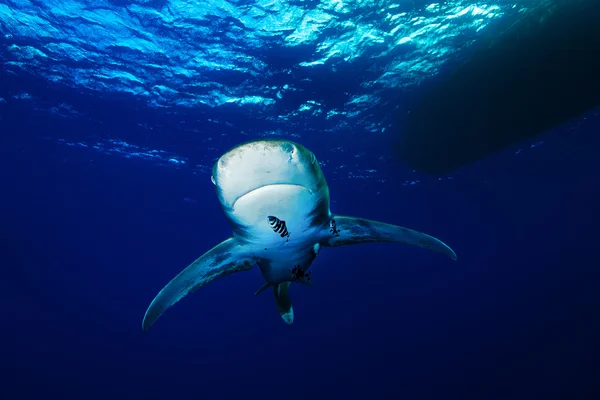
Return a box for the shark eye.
[281,143,294,153]
[310,152,316,164]
[210,175,216,185]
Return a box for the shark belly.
[229,184,323,246]
[228,184,324,284]
[258,245,318,284]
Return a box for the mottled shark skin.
[142,139,457,331]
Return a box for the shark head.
[211,139,330,234]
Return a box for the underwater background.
[1,1,599,399]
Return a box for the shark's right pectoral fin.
[325,215,457,260]
[142,238,255,331]
[274,282,294,324]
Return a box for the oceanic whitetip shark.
[142,139,457,330]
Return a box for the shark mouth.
[231,183,313,209]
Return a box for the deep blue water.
[2,1,600,399]
[2,105,600,399]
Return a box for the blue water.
[2,1,600,399]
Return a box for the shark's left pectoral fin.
[142,238,255,331]
[325,215,457,260]
[274,282,294,324]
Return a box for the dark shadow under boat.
[395,0,600,174]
